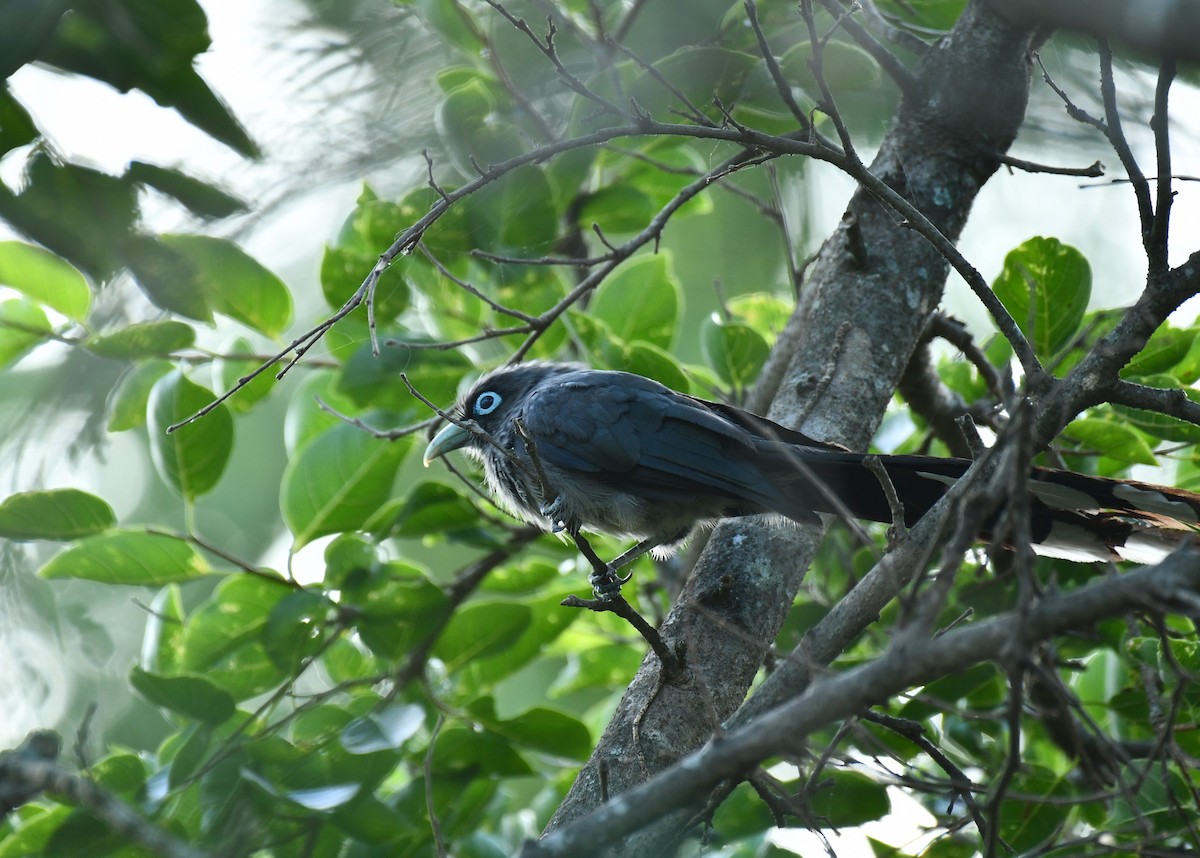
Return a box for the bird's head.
[422,361,581,466]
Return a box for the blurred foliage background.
[1,0,1199,855]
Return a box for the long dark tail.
[772,447,1200,563]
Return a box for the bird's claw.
[589,566,632,601]
[540,495,566,532]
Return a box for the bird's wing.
[518,371,795,510]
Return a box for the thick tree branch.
[524,546,1200,856]
[1005,0,1200,64]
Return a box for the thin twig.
[1098,39,1155,249]
[998,154,1105,177]
[1148,57,1177,274]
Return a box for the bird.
[422,361,1200,597]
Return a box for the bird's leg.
[588,538,659,599]
[538,495,567,533]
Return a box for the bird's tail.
[768,447,1200,563]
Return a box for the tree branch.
[524,546,1200,855]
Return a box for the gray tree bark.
[543,0,1040,852]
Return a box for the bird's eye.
[473,391,502,416]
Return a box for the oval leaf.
[147,370,234,499]
[993,237,1091,360]
[38,529,211,585]
[702,316,769,389]
[281,423,413,549]
[1065,417,1158,466]
[808,771,891,827]
[130,666,235,724]
[0,489,115,540]
[590,255,680,350]
[0,241,90,321]
[86,320,195,359]
[433,601,531,671]
[341,705,425,755]
[106,360,172,432]
[0,297,51,369]
[160,234,293,338]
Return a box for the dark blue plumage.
[424,362,1200,592]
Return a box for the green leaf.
[476,704,591,760]
[1112,375,1200,443]
[999,766,1072,851]
[0,87,38,153]
[212,336,276,413]
[330,793,409,844]
[457,586,579,688]
[40,0,259,157]
[127,161,247,219]
[0,297,51,368]
[124,233,213,322]
[993,237,1091,360]
[0,806,73,858]
[808,771,891,827]
[88,752,147,794]
[85,320,195,358]
[473,165,558,252]
[181,575,289,672]
[262,590,331,672]
[1065,417,1158,466]
[550,642,644,696]
[320,192,410,320]
[1123,324,1200,382]
[241,768,360,811]
[727,292,792,344]
[106,360,171,431]
[630,46,758,119]
[130,666,235,724]
[590,255,680,349]
[780,40,883,96]
[482,559,560,593]
[336,339,470,413]
[281,422,413,548]
[0,155,136,281]
[0,241,90,321]
[166,724,212,790]
[616,341,690,391]
[160,234,292,337]
[38,529,211,585]
[143,584,186,675]
[194,640,286,701]
[702,315,769,389]
[341,705,425,754]
[433,601,531,671]
[437,78,524,175]
[575,185,656,235]
[429,726,531,776]
[147,371,234,499]
[386,481,479,539]
[0,489,115,540]
[283,371,357,456]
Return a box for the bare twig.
[863,455,906,538]
[1148,57,1176,274]
[1098,39,1155,251]
[998,154,1105,178]
[744,0,818,135]
[562,586,684,679]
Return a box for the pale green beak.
[423,423,471,467]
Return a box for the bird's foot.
[539,496,567,533]
[589,565,633,601]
